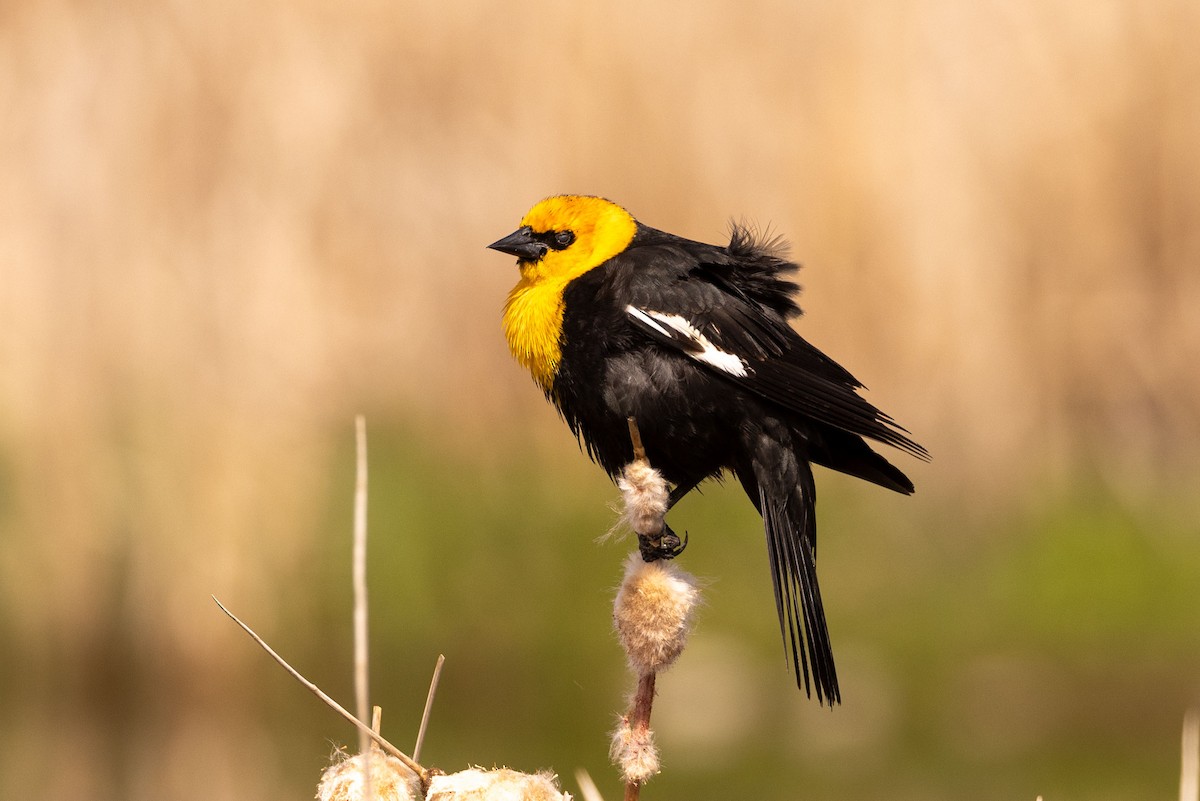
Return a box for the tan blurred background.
[2,1,1199,799]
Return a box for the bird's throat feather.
[500,196,639,392]
[503,275,568,392]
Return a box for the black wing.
[622,230,928,462]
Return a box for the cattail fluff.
[426,767,571,801]
[317,747,422,801]
[616,460,668,536]
[609,716,659,785]
[613,553,700,675]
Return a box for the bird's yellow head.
[488,195,638,282]
[490,195,639,392]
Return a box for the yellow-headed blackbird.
[489,195,927,704]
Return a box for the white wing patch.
[625,305,749,377]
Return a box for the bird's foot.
[637,523,688,562]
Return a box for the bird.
[488,194,927,704]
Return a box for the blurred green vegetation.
[254,426,1199,801]
[1,412,1197,800]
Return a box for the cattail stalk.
[610,419,701,800]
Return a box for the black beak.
[487,226,547,262]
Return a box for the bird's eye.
[552,230,575,249]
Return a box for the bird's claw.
[637,523,688,562]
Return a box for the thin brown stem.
[353,415,370,755]
[1184,708,1199,801]
[629,672,656,731]
[626,417,646,462]
[413,654,446,763]
[623,670,657,801]
[574,769,605,801]
[622,417,660,801]
[212,596,429,787]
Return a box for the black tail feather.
[760,484,811,696]
[811,426,916,495]
[747,463,840,705]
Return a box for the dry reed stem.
[211,596,428,786]
[354,415,371,767]
[1183,709,1199,801]
[413,653,446,764]
[354,415,371,748]
[574,769,605,801]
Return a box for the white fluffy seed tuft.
[613,553,700,675]
[609,717,660,785]
[317,747,423,801]
[426,767,571,801]
[616,460,669,536]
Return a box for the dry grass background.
[2,1,1199,799]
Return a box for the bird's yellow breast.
[502,273,570,392]
[500,195,638,392]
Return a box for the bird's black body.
[492,197,927,705]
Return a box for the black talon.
[660,526,688,558]
[637,522,689,562]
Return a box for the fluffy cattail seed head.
[617,460,668,536]
[317,746,422,801]
[609,716,660,785]
[613,553,700,675]
[426,767,571,801]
